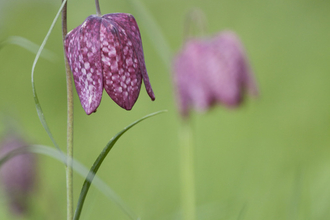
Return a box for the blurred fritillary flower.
[65,13,155,115]
[0,135,37,216]
[173,31,258,117]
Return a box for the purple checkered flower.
[0,135,37,216]
[173,31,258,117]
[65,13,155,115]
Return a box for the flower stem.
[95,0,101,17]
[179,121,196,220]
[183,8,207,42]
[61,1,74,220]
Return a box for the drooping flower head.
[65,13,155,115]
[0,135,37,216]
[173,31,258,118]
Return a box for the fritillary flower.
[65,13,155,115]
[0,135,37,216]
[173,31,258,117]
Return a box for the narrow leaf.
[31,0,67,157]
[0,36,57,61]
[0,144,138,220]
[74,110,167,220]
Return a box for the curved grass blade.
[74,110,167,220]
[126,0,172,69]
[31,0,67,158]
[0,36,57,61]
[0,144,139,220]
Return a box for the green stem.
[61,1,74,220]
[179,121,196,220]
[183,8,207,42]
[95,0,101,16]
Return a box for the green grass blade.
[126,0,172,69]
[0,147,26,167]
[237,203,247,220]
[74,110,167,220]
[31,0,67,156]
[0,144,138,220]
[0,36,57,61]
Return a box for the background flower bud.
[173,31,258,118]
[0,135,37,216]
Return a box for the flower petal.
[220,32,259,97]
[173,40,212,116]
[210,31,258,106]
[65,15,103,115]
[206,36,242,106]
[103,13,155,101]
[100,17,142,110]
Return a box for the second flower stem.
[61,1,74,220]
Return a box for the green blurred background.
[0,0,330,219]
